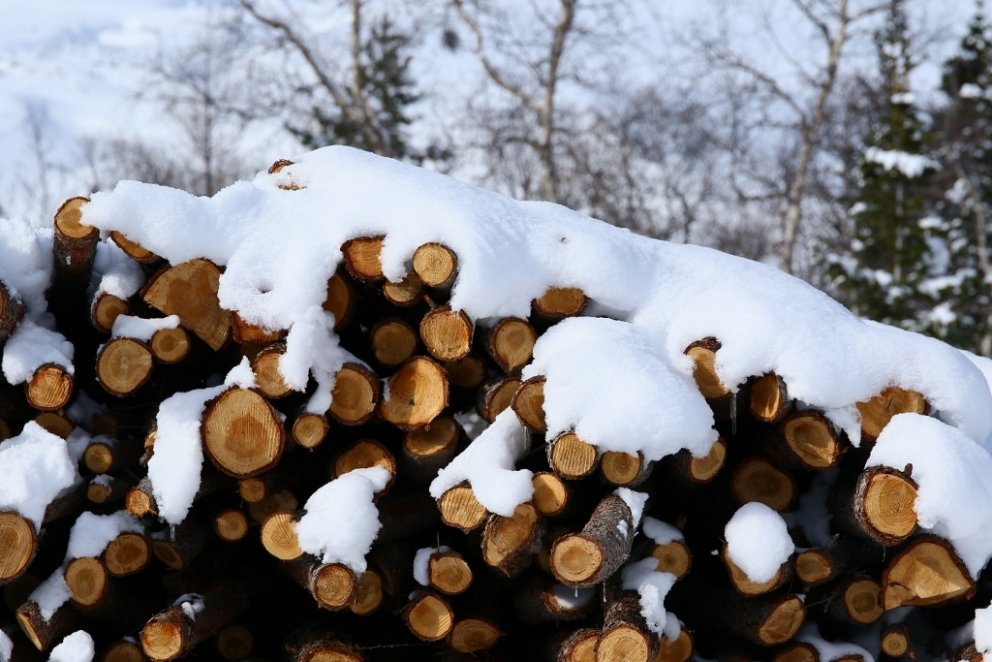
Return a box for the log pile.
[1,179,991,662]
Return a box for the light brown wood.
[420,306,473,361]
[684,338,731,399]
[333,439,397,484]
[229,312,284,346]
[550,493,636,588]
[380,356,448,430]
[125,478,157,518]
[404,591,454,642]
[650,540,692,580]
[448,617,502,653]
[292,412,330,449]
[413,242,458,289]
[83,438,140,475]
[260,511,303,561]
[512,376,547,433]
[147,325,190,365]
[341,235,385,282]
[795,549,833,586]
[53,196,98,283]
[217,624,253,660]
[657,629,694,662]
[251,343,292,398]
[323,271,355,329]
[111,230,158,263]
[532,472,570,517]
[0,511,36,582]
[601,451,651,487]
[382,272,423,307]
[750,373,790,422]
[311,562,357,610]
[723,544,789,596]
[731,456,796,512]
[329,363,380,426]
[855,467,918,545]
[350,568,384,615]
[598,593,658,662]
[856,387,927,439]
[370,319,418,367]
[428,550,473,595]
[26,364,73,411]
[97,338,154,397]
[881,536,974,610]
[880,624,912,658]
[478,377,521,423]
[842,577,883,624]
[534,286,587,320]
[557,628,598,662]
[142,259,230,350]
[688,438,727,483]
[87,476,127,505]
[103,532,151,577]
[757,596,806,645]
[64,556,108,607]
[202,387,285,478]
[238,475,275,503]
[213,509,249,542]
[438,484,488,532]
[91,292,130,333]
[486,317,537,374]
[772,643,819,662]
[780,411,842,469]
[483,502,542,577]
[549,433,599,479]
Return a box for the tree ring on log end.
[0,512,35,581]
[203,387,284,478]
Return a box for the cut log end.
[534,286,587,320]
[26,364,74,411]
[251,344,291,399]
[750,373,788,422]
[104,532,150,576]
[597,625,651,662]
[731,456,796,512]
[489,317,537,374]
[844,578,883,624]
[91,293,129,333]
[558,629,598,662]
[382,273,423,307]
[757,596,805,645]
[0,511,36,582]
[449,618,501,653]
[380,356,448,430]
[292,413,330,449]
[329,363,381,426]
[333,439,397,484]
[203,387,285,478]
[313,563,356,610]
[214,509,250,542]
[795,549,833,586]
[341,235,385,282]
[684,338,731,399]
[512,376,547,433]
[600,451,645,486]
[880,625,911,657]
[64,556,106,607]
[532,472,570,517]
[781,411,841,469]
[550,433,599,480]
[724,547,786,596]
[111,230,158,263]
[881,537,974,610]
[413,242,458,289]
[141,615,185,661]
[371,319,418,367]
[856,387,928,439]
[429,551,473,595]
[444,355,486,389]
[478,377,520,423]
[350,568,384,615]
[260,511,303,561]
[438,484,487,532]
[483,502,541,576]
[405,592,454,642]
[97,338,154,397]
[420,307,473,361]
[323,271,356,329]
[657,630,694,662]
[857,467,918,544]
[550,535,603,586]
[689,438,727,482]
[650,540,692,580]
[142,259,230,350]
[150,326,191,364]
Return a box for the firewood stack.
[1,165,991,662]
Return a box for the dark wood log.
[83,437,142,475]
[151,516,208,570]
[447,617,502,654]
[400,416,462,485]
[370,318,418,367]
[550,493,638,588]
[323,270,356,330]
[52,197,98,296]
[110,231,159,264]
[555,628,598,662]
[730,456,797,512]
[514,574,595,623]
[16,594,76,652]
[212,509,249,543]
[216,624,253,660]
[879,623,914,659]
[0,281,25,346]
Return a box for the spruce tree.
[829,0,940,333]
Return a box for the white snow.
[2,319,74,384]
[110,314,179,341]
[523,317,717,462]
[642,517,684,545]
[724,502,794,584]
[77,146,992,455]
[66,512,142,560]
[615,488,649,529]
[279,307,355,411]
[295,466,391,573]
[0,217,52,315]
[961,83,984,99]
[175,594,205,620]
[30,566,71,620]
[429,410,533,516]
[91,240,144,301]
[795,624,873,662]
[48,630,94,662]
[976,603,992,660]
[869,413,992,576]
[413,545,450,586]
[0,628,11,661]
[0,422,77,528]
[621,558,679,639]
[549,583,596,610]
[864,147,936,178]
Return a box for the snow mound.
[0,422,78,528]
[48,631,94,662]
[724,502,794,584]
[621,558,679,639]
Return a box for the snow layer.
[413,546,450,586]
[724,502,795,584]
[796,624,873,662]
[92,240,144,300]
[869,414,992,576]
[296,466,391,573]
[429,410,533,516]
[80,146,992,454]
[865,147,936,178]
[523,317,717,461]
[616,488,648,529]
[147,360,254,525]
[0,422,77,528]
[110,314,179,341]
[621,558,679,639]
[0,217,52,314]
[642,517,683,545]
[48,631,94,662]
[66,512,142,560]
[0,629,11,661]
[976,604,992,660]
[278,307,354,411]
[31,567,70,620]
[2,319,74,384]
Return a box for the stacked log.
[0,188,989,662]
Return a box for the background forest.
[0,0,988,351]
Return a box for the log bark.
[550,493,638,588]
[854,466,918,546]
[380,356,448,430]
[16,596,76,652]
[151,517,208,571]
[880,535,974,610]
[413,242,458,290]
[52,197,98,295]
[419,306,473,362]
[556,628,598,662]
[202,387,285,478]
[142,259,231,350]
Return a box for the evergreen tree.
[829,0,941,333]
[288,16,420,160]
[930,1,992,353]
